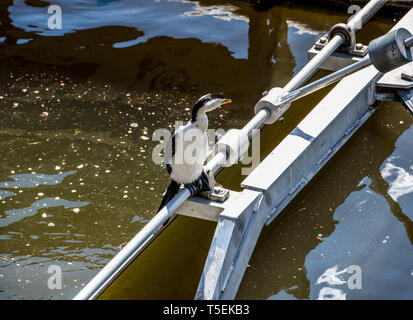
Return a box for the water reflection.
[0,190,15,200]
[8,0,250,58]
[382,162,413,201]
[381,126,413,203]
[0,170,76,188]
[306,174,412,300]
[1,197,90,227]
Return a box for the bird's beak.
[221,99,232,105]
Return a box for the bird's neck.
[191,114,208,132]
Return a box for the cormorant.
[157,93,231,212]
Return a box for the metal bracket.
[176,187,238,222]
[401,72,413,81]
[376,61,413,90]
[200,185,230,202]
[348,43,369,57]
[315,36,368,57]
[309,38,368,72]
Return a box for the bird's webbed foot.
[185,169,213,197]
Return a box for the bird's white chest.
[165,120,209,184]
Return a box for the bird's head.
[191,93,231,122]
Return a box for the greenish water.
[0,0,412,300]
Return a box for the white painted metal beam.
[176,190,241,222]
[195,189,266,299]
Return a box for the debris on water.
[118,242,128,249]
[48,222,55,227]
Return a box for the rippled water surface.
[0,0,412,300]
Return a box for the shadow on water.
[98,215,216,300]
[0,0,408,300]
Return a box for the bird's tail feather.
[157,180,180,213]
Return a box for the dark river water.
[0,0,412,300]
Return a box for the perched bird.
[157,93,231,212]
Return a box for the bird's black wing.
[165,131,176,175]
[157,180,180,212]
[171,131,176,158]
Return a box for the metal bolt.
[355,43,364,50]
[401,72,413,81]
[319,37,328,44]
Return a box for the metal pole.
[73,188,191,300]
[284,35,345,92]
[283,0,387,92]
[275,35,413,107]
[285,0,388,92]
[73,0,388,300]
[279,56,372,106]
[405,36,413,48]
[347,0,387,31]
[240,107,270,139]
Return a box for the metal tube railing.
[275,34,413,108]
[347,0,387,31]
[284,34,345,92]
[73,0,389,300]
[405,35,413,48]
[284,0,387,92]
[279,56,372,106]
